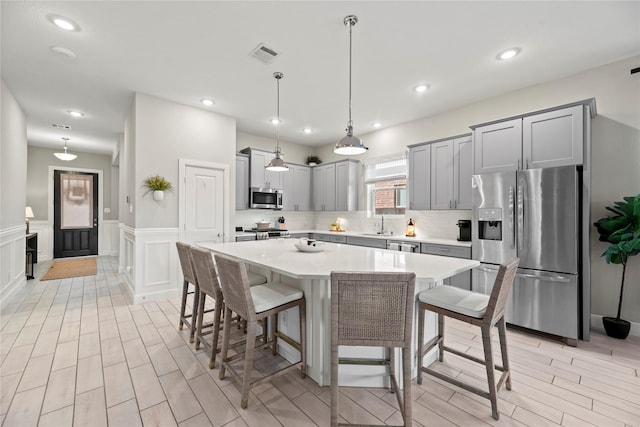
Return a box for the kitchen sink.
[361,232,394,237]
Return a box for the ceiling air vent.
[51,123,72,130]
[250,43,279,64]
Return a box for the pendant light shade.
[266,72,289,172]
[334,15,368,156]
[54,137,77,161]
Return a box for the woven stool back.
[176,242,196,284]
[189,246,222,298]
[485,258,519,325]
[331,272,416,348]
[213,253,254,321]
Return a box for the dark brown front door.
[54,170,99,258]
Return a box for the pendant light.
[334,15,368,156]
[54,137,77,161]
[265,72,289,172]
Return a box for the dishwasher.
[386,241,420,252]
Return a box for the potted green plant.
[306,155,322,166]
[593,194,640,339]
[143,175,173,201]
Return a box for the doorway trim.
[178,158,230,244]
[48,165,104,257]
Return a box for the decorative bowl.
[294,242,324,253]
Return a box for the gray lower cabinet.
[314,233,347,244]
[235,154,249,210]
[345,236,387,249]
[421,243,472,290]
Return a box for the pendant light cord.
[347,18,353,131]
[276,74,281,152]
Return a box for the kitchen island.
[199,239,479,386]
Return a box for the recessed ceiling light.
[414,84,429,93]
[50,46,77,59]
[201,99,214,107]
[302,128,313,134]
[48,15,80,31]
[68,110,84,118]
[372,122,382,128]
[271,118,281,125]
[497,47,521,61]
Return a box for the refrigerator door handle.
[516,272,571,283]
[509,186,515,249]
[477,266,499,273]
[517,181,524,252]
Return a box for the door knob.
[217,233,223,238]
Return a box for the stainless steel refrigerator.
[471,166,581,343]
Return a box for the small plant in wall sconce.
[143,175,173,201]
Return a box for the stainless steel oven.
[250,187,283,210]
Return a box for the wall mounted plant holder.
[143,175,173,201]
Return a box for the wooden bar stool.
[416,258,519,420]
[175,242,200,343]
[214,253,306,409]
[330,271,416,427]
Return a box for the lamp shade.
[25,206,34,218]
[54,151,77,161]
[334,133,368,155]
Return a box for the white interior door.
[185,165,224,244]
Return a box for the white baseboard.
[591,314,640,338]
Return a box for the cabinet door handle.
[526,158,529,169]
[517,159,521,170]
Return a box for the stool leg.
[481,324,499,420]
[194,291,206,351]
[179,280,189,330]
[437,314,444,362]
[209,294,224,369]
[299,300,306,378]
[218,307,233,381]
[240,319,257,409]
[389,346,396,394]
[190,283,200,343]
[498,317,511,390]
[272,313,278,355]
[402,345,412,427]
[416,303,425,385]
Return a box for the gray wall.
[26,146,118,221]
[1,80,27,230]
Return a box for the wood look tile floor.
[1,256,639,427]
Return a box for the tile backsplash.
[235,209,471,240]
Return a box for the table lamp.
[25,206,34,234]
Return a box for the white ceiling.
[2,1,639,156]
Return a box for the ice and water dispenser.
[477,208,503,241]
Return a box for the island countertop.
[198,239,478,281]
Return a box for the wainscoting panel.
[119,225,180,304]
[0,225,27,308]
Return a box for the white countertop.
[199,239,478,281]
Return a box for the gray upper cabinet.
[473,103,588,174]
[430,140,454,209]
[235,154,249,210]
[473,118,522,174]
[243,148,284,190]
[523,105,583,169]
[312,160,359,212]
[283,164,311,211]
[335,160,359,211]
[312,163,336,211]
[453,135,473,209]
[408,144,431,210]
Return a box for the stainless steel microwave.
[250,187,283,209]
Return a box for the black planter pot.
[603,317,631,339]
